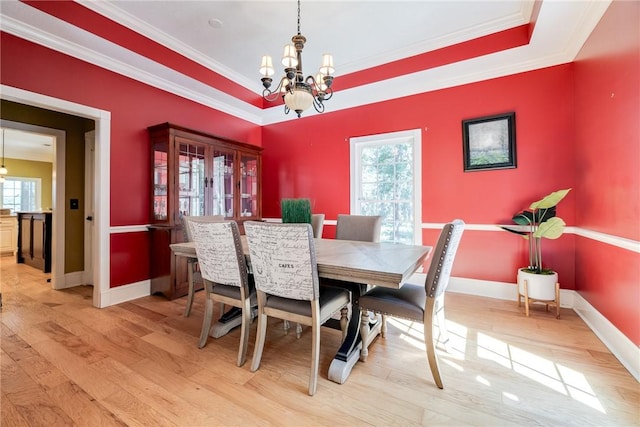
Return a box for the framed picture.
[462,112,516,171]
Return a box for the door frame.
[84,131,95,285]
[1,84,111,308]
[0,119,65,289]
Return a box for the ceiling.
[1,1,611,127]
[0,127,55,164]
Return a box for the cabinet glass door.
[211,149,235,218]
[177,140,206,217]
[240,152,259,218]
[152,142,169,221]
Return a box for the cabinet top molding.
[147,123,263,153]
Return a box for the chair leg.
[424,298,444,389]
[295,323,303,339]
[251,312,268,372]
[309,306,321,396]
[381,314,388,338]
[237,299,252,367]
[184,259,196,317]
[283,320,290,335]
[434,295,452,353]
[198,295,214,348]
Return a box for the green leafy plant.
[281,198,312,224]
[501,188,571,274]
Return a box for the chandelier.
[259,0,334,118]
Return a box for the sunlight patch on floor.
[476,332,606,414]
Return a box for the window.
[350,129,422,244]
[1,177,42,213]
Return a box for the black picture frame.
[462,112,516,171]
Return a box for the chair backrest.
[335,214,382,242]
[189,221,248,288]
[244,221,319,301]
[181,215,225,242]
[425,220,465,299]
[311,213,325,238]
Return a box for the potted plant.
[501,188,571,312]
[280,198,312,224]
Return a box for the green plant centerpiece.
[502,188,571,315]
[280,198,312,224]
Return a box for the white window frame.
[1,176,42,213]
[350,129,422,244]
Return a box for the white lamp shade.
[0,166,7,175]
[315,73,327,92]
[284,87,313,113]
[259,55,275,77]
[319,54,334,75]
[281,44,298,68]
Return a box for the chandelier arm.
[312,97,325,114]
[262,77,289,102]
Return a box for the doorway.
[1,84,111,308]
[0,120,65,289]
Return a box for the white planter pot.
[517,268,558,301]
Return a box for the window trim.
[349,128,422,244]
[1,176,43,212]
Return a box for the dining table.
[170,237,431,384]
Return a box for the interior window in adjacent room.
[0,177,41,213]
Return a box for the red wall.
[573,1,640,345]
[262,65,577,288]
[0,32,262,287]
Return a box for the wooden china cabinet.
[147,123,262,300]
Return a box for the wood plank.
[2,257,639,427]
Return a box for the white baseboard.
[53,271,85,289]
[98,280,150,308]
[573,292,640,382]
[447,277,639,382]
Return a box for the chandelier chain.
[297,0,301,35]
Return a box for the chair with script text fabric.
[189,220,255,367]
[181,215,225,317]
[244,221,350,396]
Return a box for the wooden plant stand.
[518,280,560,319]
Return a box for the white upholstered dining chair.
[189,220,255,367]
[244,221,350,396]
[358,219,465,389]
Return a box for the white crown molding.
[2,0,611,127]
[78,0,261,96]
[0,2,263,125]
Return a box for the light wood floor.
[1,257,638,426]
